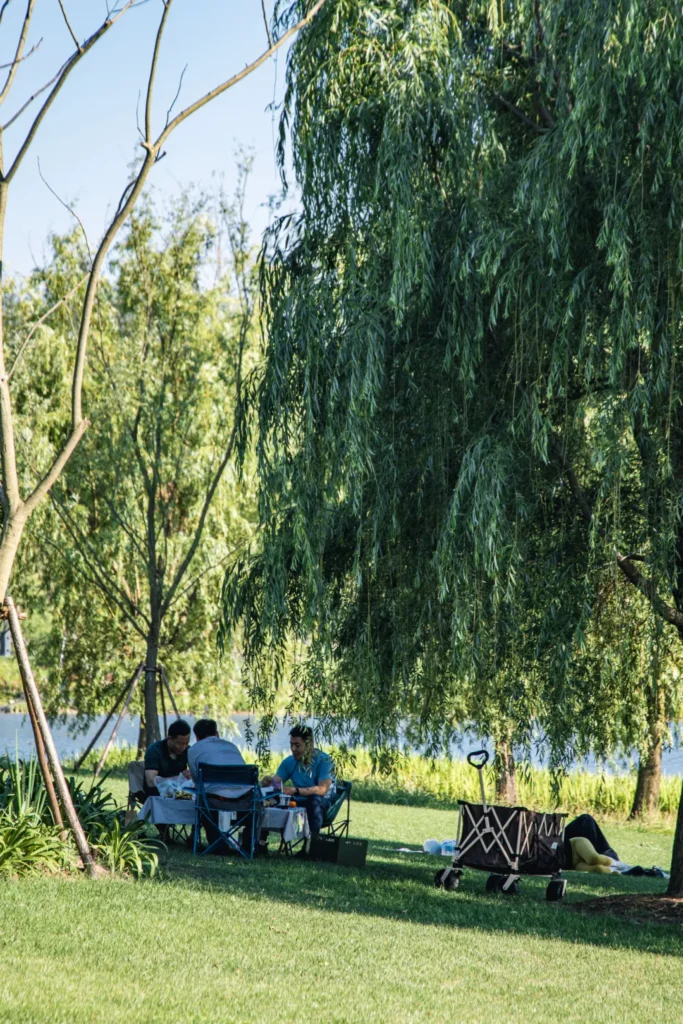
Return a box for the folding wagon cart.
[433,750,568,902]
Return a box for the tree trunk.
[144,626,161,745]
[668,778,683,896]
[629,734,663,819]
[495,740,517,804]
[137,718,146,758]
[629,686,665,819]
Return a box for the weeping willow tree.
[222,0,683,890]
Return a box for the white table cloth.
[137,796,310,844]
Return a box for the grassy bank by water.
[0,788,678,1024]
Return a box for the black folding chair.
[193,763,263,860]
[320,780,352,837]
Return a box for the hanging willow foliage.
[221,0,683,776]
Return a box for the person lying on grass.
[262,725,336,841]
[143,719,192,796]
[564,814,668,877]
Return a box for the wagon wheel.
[434,868,459,891]
[486,873,519,895]
[545,878,567,903]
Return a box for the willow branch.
[550,429,683,632]
[0,0,36,107]
[495,93,545,133]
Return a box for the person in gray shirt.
[189,719,263,855]
[188,718,244,780]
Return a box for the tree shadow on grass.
[157,835,683,959]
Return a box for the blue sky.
[0,1,294,275]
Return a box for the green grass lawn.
[0,787,680,1024]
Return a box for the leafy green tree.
[26,184,257,746]
[0,0,329,871]
[224,0,683,890]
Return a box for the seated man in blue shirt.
[264,725,335,838]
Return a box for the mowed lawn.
[0,793,680,1024]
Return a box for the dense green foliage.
[223,1,683,777]
[12,183,257,729]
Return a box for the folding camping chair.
[126,761,146,818]
[127,760,192,844]
[193,763,263,860]
[320,780,352,838]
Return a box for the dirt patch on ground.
[573,894,683,926]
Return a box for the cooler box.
[309,834,368,867]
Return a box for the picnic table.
[137,793,310,847]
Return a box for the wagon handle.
[467,750,489,770]
[467,749,489,811]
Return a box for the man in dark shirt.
[143,719,192,796]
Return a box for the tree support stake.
[6,597,100,877]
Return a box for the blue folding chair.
[193,763,263,860]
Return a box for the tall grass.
[336,750,682,819]
[80,742,683,819]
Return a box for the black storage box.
[309,835,368,867]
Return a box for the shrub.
[92,819,160,878]
[0,752,50,822]
[66,773,122,839]
[0,809,70,877]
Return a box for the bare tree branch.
[0,1,12,27]
[4,0,139,183]
[43,534,148,640]
[168,541,249,609]
[144,0,172,142]
[495,93,546,133]
[56,0,80,51]
[49,494,151,631]
[0,37,42,73]
[101,492,149,564]
[6,273,88,381]
[2,58,68,133]
[160,414,241,618]
[24,419,88,514]
[0,0,36,107]
[37,157,92,263]
[164,63,187,128]
[261,0,273,48]
[155,0,328,149]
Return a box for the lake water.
[1,711,683,775]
